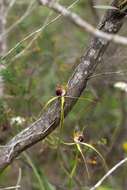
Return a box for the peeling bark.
[0,0,126,171]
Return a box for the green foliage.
[24,153,56,190]
[1,0,127,189]
[0,68,16,84]
[98,186,114,190]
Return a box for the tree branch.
[0,0,126,171]
[90,157,127,190]
[38,0,127,45]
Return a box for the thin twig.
[39,0,127,45]
[0,185,20,190]
[16,168,22,190]
[90,157,127,190]
[0,0,126,172]
[1,0,80,61]
[4,0,36,38]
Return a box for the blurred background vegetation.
[0,0,127,189]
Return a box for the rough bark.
[0,0,126,171]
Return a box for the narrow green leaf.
[43,96,58,110]
[76,143,90,179]
[24,152,56,190]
